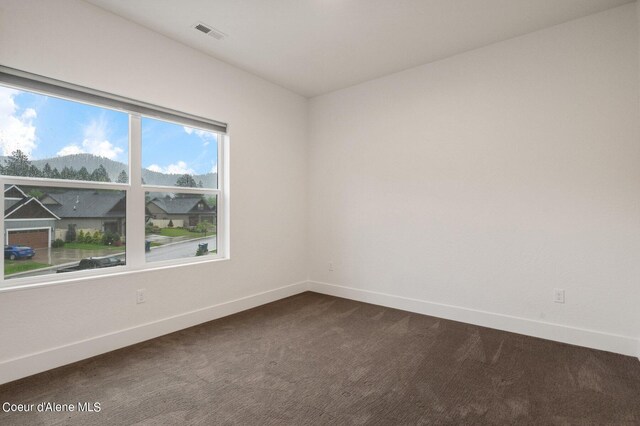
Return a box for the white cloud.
[0,87,38,156]
[22,108,37,120]
[81,138,123,159]
[146,161,194,175]
[57,115,123,159]
[166,161,194,174]
[56,145,84,156]
[183,125,215,146]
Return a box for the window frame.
[0,67,228,291]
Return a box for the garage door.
[8,229,49,249]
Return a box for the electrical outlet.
[136,289,146,304]
[328,262,334,271]
[553,288,565,304]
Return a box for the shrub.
[77,230,86,243]
[52,239,65,248]
[195,220,212,234]
[167,219,174,228]
[65,225,76,243]
[145,223,161,234]
[93,231,102,244]
[102,231,121,246]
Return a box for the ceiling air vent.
[193,22,226,40]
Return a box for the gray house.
[4,185,59,249]
[146,196,215,228]
[40,190,126,240]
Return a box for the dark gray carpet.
[1,292,639,425]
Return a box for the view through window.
[0,73,225,285]
[142,117,219,264]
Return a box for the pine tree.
[77,166,90,181]
[176,173,197,187]
[51,167,61,179]
[28,164,42,177]
[116,170,128,183]
[91,164,111,182]
[5,149,31,176]
[61,166,76,180]
[42,163,52,178]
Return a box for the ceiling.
[85,0,633,97]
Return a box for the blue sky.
[0,85,217,175]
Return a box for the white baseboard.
[0,280,310,385]
[309,281,640,359]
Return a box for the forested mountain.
[0,152,217,188]
[28,154,125,181]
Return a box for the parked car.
[4,245,35,260]
[57,256,124,273]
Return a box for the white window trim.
[4,197,61,220]
[0,72,229,292]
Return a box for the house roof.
[45,190,125,218]
[147,196,213,215]
[4,185,28,200]
[4,197,60,220]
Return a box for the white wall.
[308,4,640,355]
[0,0,309,383]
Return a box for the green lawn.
[159,228,215,238]
[5,260,51,276]
[61,242,124,251]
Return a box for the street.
[6,237,218,279]
[146,237,217,263]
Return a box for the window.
[142,117,219,264]
[0,66,227,288]
[145,192,217,263]
[4,184,127,280]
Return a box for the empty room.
[1,0,639,424]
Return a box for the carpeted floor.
[1,291,639,425]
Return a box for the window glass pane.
[4,184,126,280]
[141,117,218,188]
[0,84,129,183]
[145,192,217,263]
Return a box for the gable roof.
[4,197,60,220]
[4,184,28,199]
[147,196,214,215]
[45,190,125,218]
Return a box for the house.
[146,195,215,228]
[40,190,126,240]
[3,185,59,249]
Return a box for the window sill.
[0,255,230,293]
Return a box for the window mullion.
[127,114,145,269]
[218,134,228,258]
[0,182,4,285]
